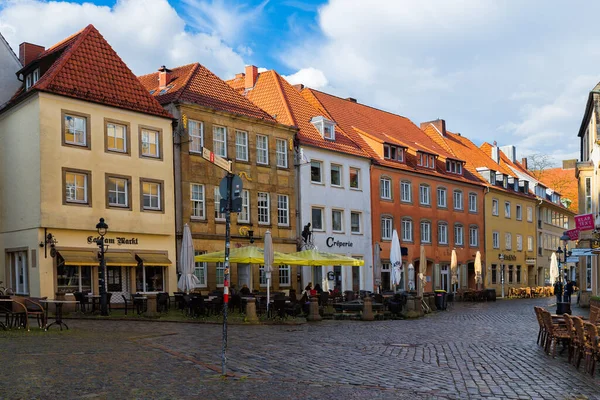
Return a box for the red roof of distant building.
[535,167,578,213]
[5,25,171,119]
[139,63,276,122]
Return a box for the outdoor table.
[0,299,13,330]
[133,296,148,314]
[40,299,78,331]
[86,294,101,312]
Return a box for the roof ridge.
[272,72,297,127]
[173,62,200,103]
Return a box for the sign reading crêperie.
[326,237,353,248]
[87,236,139,245]
[575,213,595,231]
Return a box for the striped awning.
[58,250,98,266]
[105,252,138,267]
[136,252,172,266]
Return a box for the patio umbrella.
[264,231,274,312]
[195,245,304,265]
[373,243,382,293]
[390,229,402,291]
[286,249,364,266]
[450,249,458,290]
[418,245,427,297]
[178,224,200,293]
[474,251,482,289]
[549,252,559,285]
[408,264,415,291]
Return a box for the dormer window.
[490,170,496,185]
[417,152,436,169]
[503,176,508,189]
[25,68,40,90]
[445,160,463,175]
[310,116,335,140]
[383,144,404,162]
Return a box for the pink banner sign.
[575,213,595,231]
[565,229,580,241]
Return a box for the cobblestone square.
[1,298,599,399]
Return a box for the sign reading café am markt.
[87,236,139,245]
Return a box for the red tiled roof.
[235,70,369,158]
[536,167,578,213]
[227,75,246,94]
[7,25,171,119]
[139,63,276,122]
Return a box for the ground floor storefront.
[1,227,176,299]
[484,251,535,294]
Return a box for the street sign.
[575,213,595,231]
[570,248,595,256]
[202,147,232,173]
[219,174,242,199]
[566,256,580,263]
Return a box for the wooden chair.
[584,322,599,375]
[589,306,600,325]
[23,298,47,329]
[563,314,577,363]
[534,307,546,346]
[541,310,570,357]
[573,317,588,369]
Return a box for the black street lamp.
[498,253,505,299]
[96,218,109,316]
[557,232,571,299]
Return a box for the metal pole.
[501,263,505,299]
[221,173,233,376]
[99,237,108,316]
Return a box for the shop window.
[136,265,165,292]
[56,263,92,294]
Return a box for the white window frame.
[142,181,161,210]
[312,207,324,231]
[279,265,291,286]
[191,183,205,219]
[235,130,248,161]
[438,223,448,245]
[505,201,511,218]
[331,164,343,187]
[516,204,522,221]
[469,226,478,247]
[401,219,413,242]
[65,172,88,204]
[332,209,344,233]
[516,234,523,251]
[492,199,499,216]
[213,126,227,158]
[108,177,128,208]
[381,216,393,240]
[453,190,463,210]
[420,221,431,243]
[527,206,533,222]
[468,193,477,212]
[380,177,392,199]
[277,194,289,227]
[401,181,412,203]
[350,211,362,234]
[141,129,160,158]
[585,177,592,213]
[194,251,208,287]
[493,231,500,249]
[437,187,447,208]
[454,224,464,246]
[311,160,323,184]
[276,138,288,168]
[238,189,250,223]
[256,134,269,165]
[216,262,224,287]
[257,192,270,225]
[505,233,512,250]
[419,184,430,205]
[64,114,87,147]
[527,236,534,252]
[189,120,204,153]
[107,122,127,153]
[214,187,225,221]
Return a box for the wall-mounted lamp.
[247,229,255,244]
[41,231,58,258]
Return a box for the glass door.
[441,265,449,292]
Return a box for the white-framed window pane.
[468,193,477,212]
[216,262,224,286]
[277,195,289,226]
[238,190,250,223]
[437,188,446,207]
[505,233,512,250]
[453,191,463,210]
[493,232,499,249]
[331,164,342,186]
[454,225,463,245]
[107,123,126,152]
[64,115,86,146]
[256,134,269,164]
[143,182,161,210]
[194,251,207,286]
[380,178,391,199]
[527,236,534,252]
[469,226,478,247]
[438,223,448,244]
[191,183,205,218]
[311,161,322,183]
[420,221,431,243]
[189,120,204,153]
[381,217,392,240]
[141,129,159,157]
[505,202,511,218]
[351,212,361,233]
[516,234,523,251]
[65,172,88,203]
[213,126,227,157]
[235,130,248,161]
[258,192,270,224]
[259,265,267,286]
[332,209,343,232]
[527,207,533,222]
[420,185,430,205]
[108,177,128,207]
[401,182,411,202]
[492,199,498,216]
[402,219,413,242]
[312,207,324,230]
[516,205,522,220]
[276,139,288,167]
[349,168,359,189]
[214,187,224,220]
[279,265,290,286]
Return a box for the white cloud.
[283,67,328,89]
[0,0,246,77]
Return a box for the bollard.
[306,296,322,322]
[361,296,374,321]
[144,294,158,318]
[245,300,259,324]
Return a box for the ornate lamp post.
[96,218,109,316]
[557,231,571,303]
[498,253,505,299]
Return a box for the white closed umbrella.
[264,231,274,313]
[450,249,458,291]
[474,251,482,290]
[418,245,427,297]
[390,230,402,291]
[550,252,559,285]
[178,224,200,293]
[408,264,415,291]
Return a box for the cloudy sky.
[1,0,597,164]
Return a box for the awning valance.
[105,252,138,267]
[58,250,98,266]
[136,252,172,266]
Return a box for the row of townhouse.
[0,25,576,299]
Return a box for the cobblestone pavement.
[1,297,599,399]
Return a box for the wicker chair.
[23,298,47,329]
[541,310,570,357]
[563,314,577,363]
[573,317,588,369]
[534,307,546,346]
[590,306,599,325]
[584,322,599,375]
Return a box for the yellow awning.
[58,250,98,266]
[136,252,172,266]
[105,252,138,267]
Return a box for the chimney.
[521,157,528,170]
[420,119,446,136]
[346,97,357,103]
[491,142,499,164]
[245,65,258,89]
[292,84,304,91]
[158,65,172,88]
[500,145,516,163]
[19,42,45,66]
[562,159,577,169]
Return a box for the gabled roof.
[139,63,276,122]
[536,167,578,213]
[479,142,522,177]
[228,70,369,158]
[5,25,171,119]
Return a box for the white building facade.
[0,33,21,107]
[298,145,373,293]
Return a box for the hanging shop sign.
[575,213,595,231]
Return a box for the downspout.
[170,103,183,287]
[294,134,303,293]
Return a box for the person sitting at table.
[304,282,313,293]
[240,284,251,295]
[314,283,323,294]
[300,291,310,315]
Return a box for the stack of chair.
[540,309,570,357]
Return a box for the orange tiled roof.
[7,25,171,119]
[536,167,578,212]
[235,70,369,158]
[139,63,275,122]
[227,74,246,94]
